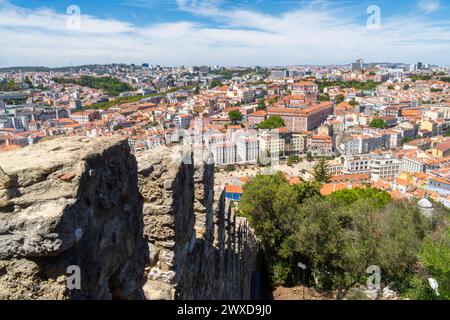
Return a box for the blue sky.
[0,0,449,67]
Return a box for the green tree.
[210,80,222,88]
[313,158,332,183]
[402,137,413,144]
[369,118,388,129]
[257,116,285,130]
[349,99,359,107]
[315,79,379,92]
[268,97,278,105]
[293,181,322,205]
[240,174,450,296]
[328,187,391,210]
[293,197,348,291]
[287,155,299,166]
[257,100,267,110]
[335,94,345,104]
[319,93,330,101]
[225,164,236,172]
[228,110,243,124]
[408,226,450,300]
[0,80,20,91]
[306,151,314,162]
[239,174,325,286]
[411,75,432,82]
[53,76,133,96]
[375,202,432,291]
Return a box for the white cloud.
[0,0,449,67]
[417,0,440,14]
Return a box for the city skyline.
[0,0,449,67]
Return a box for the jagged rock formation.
[0,137,147,299]
[0,138,257,300]
[137,149,258,300]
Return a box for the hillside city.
[1,60,450,206]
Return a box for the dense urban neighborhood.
[1,61,450,206]
[1,0,450,306]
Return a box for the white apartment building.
[327,159,343,175]
[385,130,403,149]
[340,154,373,174]
[402,156,427,173]
[339,153,402,179]
[237,89,255,104]
[174,114,193,129]
[209,142,236,165]
[342,135,360,155]
[360,133,385,154]
[204,132,228,148]
[236,137,259,164]
[259,134,285,157]
[371,155,402,181]
[291,134,307,155]
[341,133,385,155]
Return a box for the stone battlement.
[0,137,257,300]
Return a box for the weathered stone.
[59,173,77,182]
[143,280,175,300]
[382,286,398,299]
[0,139,257,300]
[136,148,258,300]
[0,137,148,300]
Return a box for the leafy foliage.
[335,94,345,104]
[369,118,388,129]
[408,225,450,300]
[313,158,332,183]
[348,99,359,107]
[0,80,20,91]
[257,116,285,130]
[411,75,432,82]
[239,173,317,286]
[319,93,330,101]
[228,110,243,124]
[287,155,300,166]
[240,175,450,297]
[257,100,267,110]
[87,85,196,110]
[328,187,391,209]
[315,79,379,93]
[268,97,278,105]
[210,80,223,88]
[54,76,133,96]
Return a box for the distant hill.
[0,65,104,73]
[0,66,51,72]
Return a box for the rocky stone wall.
[0,138,257,300]
[0,137,147,299]
[137,149,258,300]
